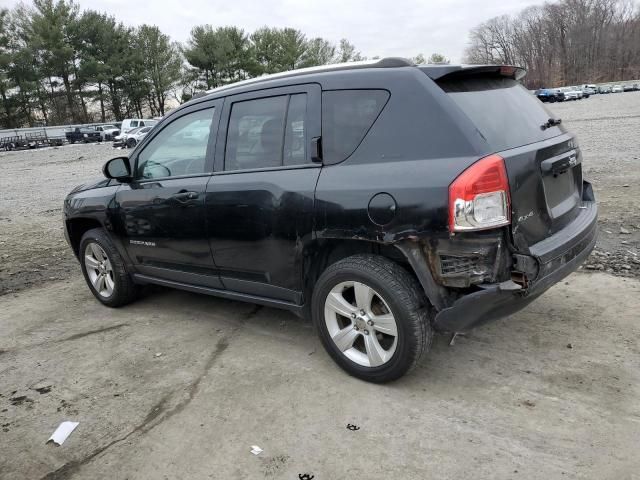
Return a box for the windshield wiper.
[541,118,562,130]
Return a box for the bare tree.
[464,0,640,88]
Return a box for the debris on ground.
[582,248,640,277]
[250,445,263,455]
[47,421,79,446]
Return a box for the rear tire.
[79,228,140,307]
[311,254,433,383]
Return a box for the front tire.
[312,254,433,383]
[79,228,140,307]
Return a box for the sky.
[5,0,542,62]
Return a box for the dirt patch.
[0,143,118,295]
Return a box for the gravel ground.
[547,92,640,275]
[1,273,638,479]
[1,92,639,296]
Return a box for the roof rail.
[204,57,415,95]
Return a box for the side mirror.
[103,156,132,182]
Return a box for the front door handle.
[171,191,199,202]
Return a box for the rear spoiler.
[418,65,526,81]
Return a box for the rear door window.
[321,89,390,163]
[439,77,563,151]
[225,94,309,171]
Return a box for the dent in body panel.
[314,156,482,244]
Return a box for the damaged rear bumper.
[434,199,597,332]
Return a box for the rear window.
[439,78,562,151]
[322,89,389,163]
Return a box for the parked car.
[561,87,580,100]
[598,85,612,94]
[120,118,157,134]
[535,88,564,103]
[94,124,120,141]
[113,126,141,147]
[65,127,101,144]
[580,84,597,95]
[63,59,597,382]
[623,84,634,92]
[612,85,623,93]
[125,126,153,148]
[580,87,594,97]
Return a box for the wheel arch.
[66,217,105,257]
[301,237,450,316]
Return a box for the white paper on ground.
[250,445,263,455]
[47,421,79,445]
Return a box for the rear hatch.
[431,68,583,251]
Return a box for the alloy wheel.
[84,242,115,298]
[324,281,398,367]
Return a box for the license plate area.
[541,164,582,219]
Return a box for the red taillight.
[448,154,511,232]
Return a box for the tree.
[70,10,125,122]
[250,26,311,73]
[427,53,450,64]
[250,26,282,75]
[301,37,336,67]
[0,8,16,127]
[184,24,221,88]
[334,39,363,63]
[0,2,369,127]
[277,28,308,70]
[412,53,426,64]
[464,0,640,88]
[135,25,182,116]
[28,0,80,122]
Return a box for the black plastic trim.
[220,277,301,304]
[529,200,597,264]
[132,274,304,315]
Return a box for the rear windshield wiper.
[541,118,562,130]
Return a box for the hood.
[69,177,113,194]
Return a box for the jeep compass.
[63,58,597,382]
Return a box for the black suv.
[63,58,597,382]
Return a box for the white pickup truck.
[94,124,120,141]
